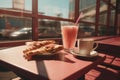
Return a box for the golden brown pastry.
[23,40,55,54]
[23,40,63,60]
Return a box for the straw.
[75,12,83,25]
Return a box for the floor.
[0,66,21,80]
[85,65,120,80]
[0,71,18,80]
[0,66,119,80]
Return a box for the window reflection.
[0,0,32,42]
[13,0,25,10]
[0,15,32,41]
[39,19,61,38]
[25,0,32,11]
[110,8,115,26]
[38,0,71,19]
[0,0,12,8]
[111,0,116,6]
[80,0,96,23]
[98,25,107,36]
[99,1,108,25]
[9,27,32,39]
[0,0,117,44]
[78,23,95,37]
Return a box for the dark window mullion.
[95,0,100,36]
[74,0,80,22]
[32,0,38,40]
[115,0,120,35]
[106,0,111,35]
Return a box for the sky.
[0,0,69,18]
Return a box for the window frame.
[0,0,118,47]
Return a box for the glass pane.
[110,8,115,26]
[0,0,12,8]
[78,23,95,38]
[38,0,74,19]
[38,19,61,38]
[0,15,32,41]
[25,0,32,11]
[111,0,116,6]
[38,20,96,38]
[13,0,24,10]
[117,14,120,35]
[98,25,107,36]
[98,25,116,36]
[106,0,109,1]
[0,0,32,42]
[108,7,116,36]
[12,0,32,11]
[80,0,96,23]
[99,1,108,25]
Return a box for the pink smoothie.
[61,25,78,49]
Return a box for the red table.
[96,37,120,46]
[0,45,105,80]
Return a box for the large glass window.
[110,8,115,26]
[25,0,32,11]
[0,0,32,41]
[0,15,32,41]
[109,7,116,35]
[111,0,116,6]
[98,25,107,36]
[38,0,73,19]
[99,1,108,25]
[0,0,12,8]
[80,0,96,23]
[0,0,118,47]
[38,19,61,38]
[79,23,95,37]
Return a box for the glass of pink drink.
[61,24,78,50]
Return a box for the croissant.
[23,40,55,53]
[23,40,63,60]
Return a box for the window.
[0,15,32,41]
[80,0,96,23]
[110,8,115,26]
[25,0,32,11]
[79,23,95,37]
[98,25,107,36]
[38,0,72,19]
[111,0,116,6]
[0,0,118,47]
[38,19,61,38]
[0,0,32,42]
[0,0,12,8]
[99,1,108,25]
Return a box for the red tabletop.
[0,45,105,80]
[96,37,120,46]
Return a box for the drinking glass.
[61,23,78,51]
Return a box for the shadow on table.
[33,53,76,80]
[32,53,75,63]
[74,56,103,61]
